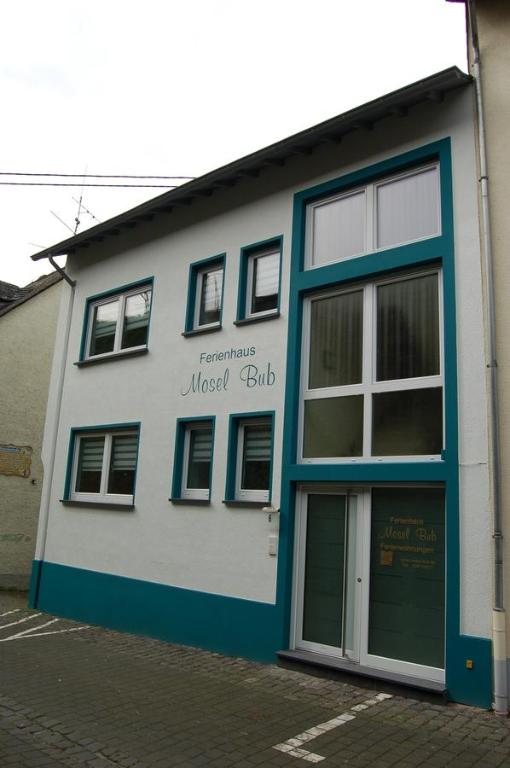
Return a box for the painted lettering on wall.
[181,362,277,396]
[200,346,256,364]
[239,363,276,388]
[181,368,230,396]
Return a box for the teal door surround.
[276,138,492,709]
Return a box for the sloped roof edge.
[0,271,62,318]
[31,67,470,262]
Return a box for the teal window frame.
[235,236,283,325]
[183,254,226,336]
[78,278,154,363]
[63,422,141,508]
[277,138,492,708]
[224,411,275,504]
[171,416,216,503]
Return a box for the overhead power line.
[0,181,180,188]
[0,172,195,179]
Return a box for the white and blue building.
[30,68,494,708]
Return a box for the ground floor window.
[66,425,140,506]
[292,485,445,682]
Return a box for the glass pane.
[311,191,365,266]
[303,495,346,647]
[303,396,363,458]
[241,422,271,490]
[309,290,363,388]
[108,434,137,495]
[198,268,223,326]
[372,388,442,456]
[377,167,439,249]
[121,290,151,349]
[251,251,279,314]
[377,274,439,381]
[89,300,118,356]
[186,427,212,489]
[75,436,105,493]
[369,487,445,668]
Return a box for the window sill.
[234,311,280,327]
[60,499,135,510]
[169,497,211,505]
[182,325,222,338]
[222,499,270,508]
[75,347,149,367]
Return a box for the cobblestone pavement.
[1,592,510,768]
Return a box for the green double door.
[296,487,445,677]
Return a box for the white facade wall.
[37,87,491,635]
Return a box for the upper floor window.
[236,237,282,323]
[83,281,152,361]
[301,270,443,461]
[305,165,440,269]
[184,255,225,335]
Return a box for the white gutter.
[466,0,508,715]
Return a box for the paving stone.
[1,591,510,768]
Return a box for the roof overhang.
[31,66,471,262]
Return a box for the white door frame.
[291,484,445,684]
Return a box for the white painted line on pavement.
[273,692,392,763]
[0,609,21,618]
[0,617,89,642]
[9,626,89,640]
[0,613,41,631]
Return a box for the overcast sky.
[1,0,467,287]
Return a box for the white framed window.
[194,264,224,329]
[181,421,214,500]
[235,418,273,502]
[245,246,280,318]
[300,269,443,461]
[70,428,140,505]
[85,284,152,360]
[305,164,440,269]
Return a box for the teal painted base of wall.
[30,560,282,663]
[30,560,493,709]
[446,634,493,710]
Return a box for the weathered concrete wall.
[0,280,61,588]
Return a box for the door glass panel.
[311,191,365,266]
[368,487,445,668]
[303,495,346,647]
[303,396,363,458]
[309,290,363,388]
[377,274,439,381]
[372,388,442,456]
